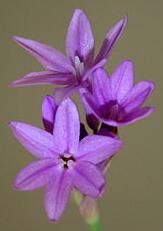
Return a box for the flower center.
[60,153,75,169]
[101,100,122,121]
[73,56,84,79]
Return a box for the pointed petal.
[95,16,127,63]
[9,122,56,159]
[82,92,103,120]
[122,80,155,112]
[111,61,134,103]
[92,68,112,105]
[82,58,107,81]
[10,71,75,87]
[79,89,100,132]
[119,107,154,125]
[77,135,123,164]
[13,36,72,72]
[45,167,72,221]
[14,159,58,191]
[66,9,94,63]
[70,161,105,197]
[53,98,80,154]
[42,96,57,133]
[54,85,79,104]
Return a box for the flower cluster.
[10,9,155,222]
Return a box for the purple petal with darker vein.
[45,167,72,221]
[92,68,112,105]
[111,60,134,103]
[82,92,102,119]
[53,98,80,154]
[14,159,58,191]
[119,107,154,125]
[9,122,56,159]
[66,9,94,63]
[42,95,57,133]
[70,161,105,197]
[10,71,75,87]
[79,89,100,132]
[13,36,72,72]
[122,80,155,113]
[77,135,122,164]
[54,84,80,104]
[95,16,127,64]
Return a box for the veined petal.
[10,71,75,87]
[66,9,94,63]
[82,92,103,119]
[14,159,58,191]
[70,161,105,198]
[92,68,112,105]
[9,122,56,159]
[111,61,134,103]
[77,135,123,164]
[122,80,155,113]
[79,89,100,132]
[54,84,80,105]
[53,98,80,154]
[45,167,72,221]
[42,96,57,133]
[13,36,72,72]
[118,107,154,126]
[82,58,107,81]
[95,16,127,63]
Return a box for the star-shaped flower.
[10,98,122,221]
[84,61,155,126]
[11,9,127,101]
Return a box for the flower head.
[84,61,155,127]
[10,98,122,221]
[11,9,127,102]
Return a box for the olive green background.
[1,0,162,230]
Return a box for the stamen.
[74,56,84,77]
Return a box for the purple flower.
[42,95,57,133]
[9,98,122,221]
[11,9,127,101]
[84,61,155,126]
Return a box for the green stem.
[88,217,102,231]
[73,191,102,231]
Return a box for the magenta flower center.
[60,153,75,169]
[101,100,123,121]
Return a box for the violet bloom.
[84,61,155,127]
[11,9,127,101]
[42,95,57,133]
[10,99,122,221]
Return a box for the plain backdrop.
[0,0,162,230]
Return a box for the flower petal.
[82,92,103,119]
[42,96,57,133]
[14,159,58,191]
[10,71,75,87]
[119,107,154,125]
[122,80,155,113]
[53,98,80,154]
[66,9,94,64]
[79,89,100,132]
[92,68,112,105]
[70,161,105,198]
[9,122,56,158]
[77,135,123,164]
[54,84,80,105]
[13,36,72,72]
[45,167,72,221]
[95,16,127,63]
[111,60,134,103]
